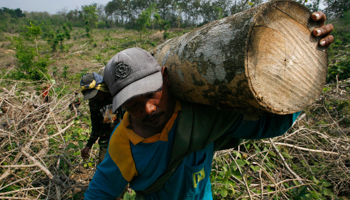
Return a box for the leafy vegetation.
[327,11,350,82]
[7,22,51,81]
[0,7,26,33]
[0,0,349,199]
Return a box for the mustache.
[142,112,164,123]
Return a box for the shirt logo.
[192,167,205,188]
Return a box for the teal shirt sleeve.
[84,148,128,199]
[228,112,301,139]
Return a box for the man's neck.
[129,119,163,138]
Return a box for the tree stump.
[151,0,327,115]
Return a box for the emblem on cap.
[115,62,131,79]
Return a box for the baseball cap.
[80,72,105,100]
[104,47,163,113]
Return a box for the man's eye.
[145,92,155,99]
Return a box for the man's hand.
[81,146,91,159]
[311,11,334,47]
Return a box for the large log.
[151,0,327,115]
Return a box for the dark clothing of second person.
[87,95,120,149]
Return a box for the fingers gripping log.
[151,1,327,114]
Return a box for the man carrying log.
[80,73,123,164]
[84,11,333,199]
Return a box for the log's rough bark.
[151,1,327,114]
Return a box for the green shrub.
[9,35,50,81]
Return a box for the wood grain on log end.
[246,1,327,114]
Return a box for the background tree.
[96,4,109,28]
[156,0,173,25]
[303,0,321,12]
[81,4,99,35]
[105,0,129,25]
[136,4,158,39]
[66,9,84,27]
[323,0,350,18]
[0,7,26,32]
[24,22,42,55]
[45,24,71,52]
[0,7,25,18]
[326,10,350,81]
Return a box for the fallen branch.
[21,150,53,179]
[0,129,15,137]
[252,161,289,199]
[229,152,253,200]
[0,164,37,168]
[269,139,304,186]
[36,121,74,142]
[261,141,339,155]
[0,187,44,196]
[238,183,313,199]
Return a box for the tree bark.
[151,0,327,114]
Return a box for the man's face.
[122,86,171,129]
[122,67,174,130]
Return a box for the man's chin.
[145,118,166,130]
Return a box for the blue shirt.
[84,102,300,199]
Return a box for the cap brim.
[112,72,163,113]
[82,89,99,100]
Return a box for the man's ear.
[162,66,170,86]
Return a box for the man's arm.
[81,101,103,159]
[209,110,300,151]
[185,103,299,149]
[86,101,102,147]
[226,112,300,140]
[84,150,128,199]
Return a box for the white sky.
[0,0,111,14]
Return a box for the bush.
[327,12,350,82]
[9,35,50,81]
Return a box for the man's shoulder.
[108,123,138,182]
[178,100,242,127]
[179,101,228,115]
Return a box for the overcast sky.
[0,0,111,14]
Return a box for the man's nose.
[144,101,156,114]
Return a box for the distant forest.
[0,0,349,32]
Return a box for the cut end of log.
[246,1,328,114]
[152,1,327,115]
